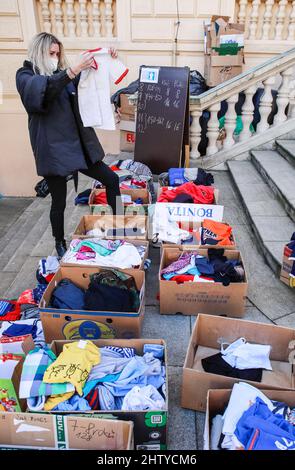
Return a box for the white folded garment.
[122,385,166,411]
[221,337,272,371]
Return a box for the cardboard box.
[47,338,168,450]
[119,94,136,117]
[0,412,133,450]
[280,244,294,288]
[204,388,295,450]
[120,130,135,152]
[204,16,244,87]
[159,247,247,316]
[89,188,151,215]
[0,335,35,356]
[0,355,25,412]
[72,214,148,241]
[204,54,243,87]
[40,266,145,343]
[181,314,295,412]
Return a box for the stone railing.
[189,46,295,165]
[236,0,295,41]
[36,0,116,38]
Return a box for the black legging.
[46,161,122,241]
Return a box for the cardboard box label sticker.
[62,320,116,341]
[154,202,224,223]
[55,415,67,449]
[140,68,159,84]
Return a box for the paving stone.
[4,256,41,299]
[167,366,197,450]
[273,312,295,328]
[143,306,190,367]
[243,306,274,324]
[0,271,18,297]
[195,412,206,450]
[0,197,33,238]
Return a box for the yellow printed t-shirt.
[43,340,100,396]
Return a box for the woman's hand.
[109,47,118,59]
[71,52,95,75]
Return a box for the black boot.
[62,239,67,250]
[55,240,67,259]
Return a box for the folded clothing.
[158,183,215,205]
[122,385,166,411]
[201,352,263,382]
[201,219,234,246]
[62,238,143,269]
[36,256,59,285]
[0,319,45,348]
[161,249,245,286]
[84,269,140,313]
[167,168,214,187]
[75,188,91,205]
[221,337,272,371]
[50,279,86,310]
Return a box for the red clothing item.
[93,192,108,205]
[158,183,215,204]
[0,300,21,321]
[166,275,195,283]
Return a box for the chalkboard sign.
[134,66,190,174]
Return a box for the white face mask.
[49,57,59,72]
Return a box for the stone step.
[276,139,295,169]
[251,149,295,223]
[227,160,293,275]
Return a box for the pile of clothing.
[0,319,45,349]
[159,168,214,188]
[49,269,140,313]
[286,232,295,287]
[75,160,154,206]
[210,382,295,450]
[202,337,272,383]
[174,220,234,246]
[61,239,145,269]
[158,183,215,205]
[0,300,21,321]
[19,340,166,413]
[161,249,245,286]
[92,191,145,206]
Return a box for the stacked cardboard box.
[204,16,244,87]
[280,243,294,288]
[119,94,136,152]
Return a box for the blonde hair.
[28,32,68,76]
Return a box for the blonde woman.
[16,32,122,258]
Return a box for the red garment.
[110,165,120,171]
[0,300,21,321]
[167,275,195,283]
[131,179,146,188]
[17,290,36,306]
[93,192,107,205]
[158,183,215,204]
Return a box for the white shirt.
[78,48,129,130]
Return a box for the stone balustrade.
[36,0,116,38]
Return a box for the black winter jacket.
[16,60,104,177]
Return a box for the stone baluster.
[262,0,275,40]
[92,0,102,37]
[40,0,52,33]
[275,0,288,40]
[288,85,295,118]
[190,110,202,160]
[79,0,89,37]
[223,94,239,150]
[274,67,293,124]
[257,75,276,133]
[288,1,295,41]
[53,0,64,36]
[239,85,257,142]
[105,0,114,38]
[206,103,220,156]
[65,0,76,37]
[249,0,261,40]
[238,0,248,24]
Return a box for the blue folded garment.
[168,168,186,187]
